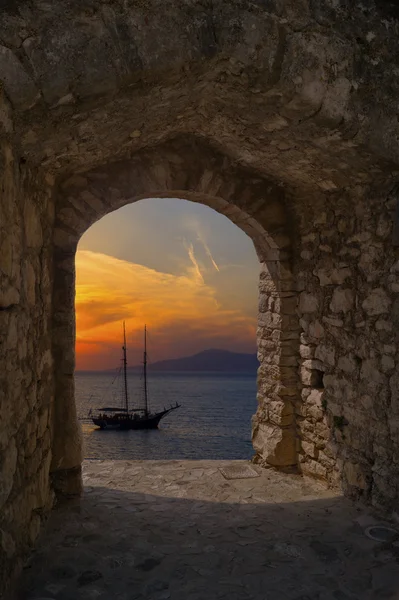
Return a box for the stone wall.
[1,0,399,184]
[294,185,399,509]
[0,91,54,594]
[253,181,399,510]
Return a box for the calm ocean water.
[75,371,257,460]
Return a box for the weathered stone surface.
[344,461,368,490]
[330,288,354,314]
[300,366,323,387]
[314,266,352,286]
[362,288,391,316]
[0,138,55,596]
[0,46,40,109]
[300,459,327,480]
[300,344,314,359]
[322,316,344,328]
[301,440,317,459]
[252,420,296,467]
[0,437,17,507]
[381,355,395,374]
[0,529,16,559]
[315,343,336,367]
[16,460,399,600]
[338,355,358,374]
[299,292,319,313]
[308,320,325,340]
[1,0,399,594]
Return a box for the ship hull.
[92,409,175,431]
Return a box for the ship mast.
[122,321,129,413]
[143,325,149,416]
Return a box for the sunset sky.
[75,198,259,370]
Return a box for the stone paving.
[17,460,399,600]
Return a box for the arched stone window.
[51,137,300,494]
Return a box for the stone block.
[362,288,391,316]
[314,266,352,286]
[28,514,41,546]
[61,176,88,190]
[376,214,392,238]
[298,292,318,313]
[360,359,385,387]
[258,295,268,313]
[25,434,37,458]
[314,343,335,366]
[24,201,43,249]
[344,461,368,490]
[383,344,396,355]
[0,529,15,559]
[53,227,79,251]
[301,440,317,458]
[308,320,325,340]
[0,45,40,109]
[281,296,298,315]
[337,354,357,374]
[322,375,345,402]
[318,450,335,469]
[252,420,296,467]
[0,235,15,278]
[23,262,36,306]
[268,399,294,427]
[307,404,324,422]
[258,311,281,328]
[294,402,307,417]
[51,466,83,500]
[0,437,17,507]
[322,316,343,328]
[307,389,324,407]
[300,459,327,480]
[302,359,325,371]
[375,320,392,332]
[37,409,49,439]
[330,288,354,313]
[0,285,19,309]
[278,356,298,367]
[381,355,395,373]
[300,344,314,359]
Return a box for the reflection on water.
[75,371,257,460]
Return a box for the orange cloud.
[75,250,256,370]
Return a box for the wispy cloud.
[183,216,220,274]
[197,232,220,272]
[183,239,204,284]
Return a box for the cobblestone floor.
[17,460,399,600]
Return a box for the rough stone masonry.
[1,0,399,594]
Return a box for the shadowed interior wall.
[0,92,54,592]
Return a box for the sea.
[75,371,257,461]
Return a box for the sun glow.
[75,250,256,370]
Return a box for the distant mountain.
[130,349,258,372]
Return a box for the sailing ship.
[90,322,180,430]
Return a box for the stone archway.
[50,137,302,496]
[2,0,399,593]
